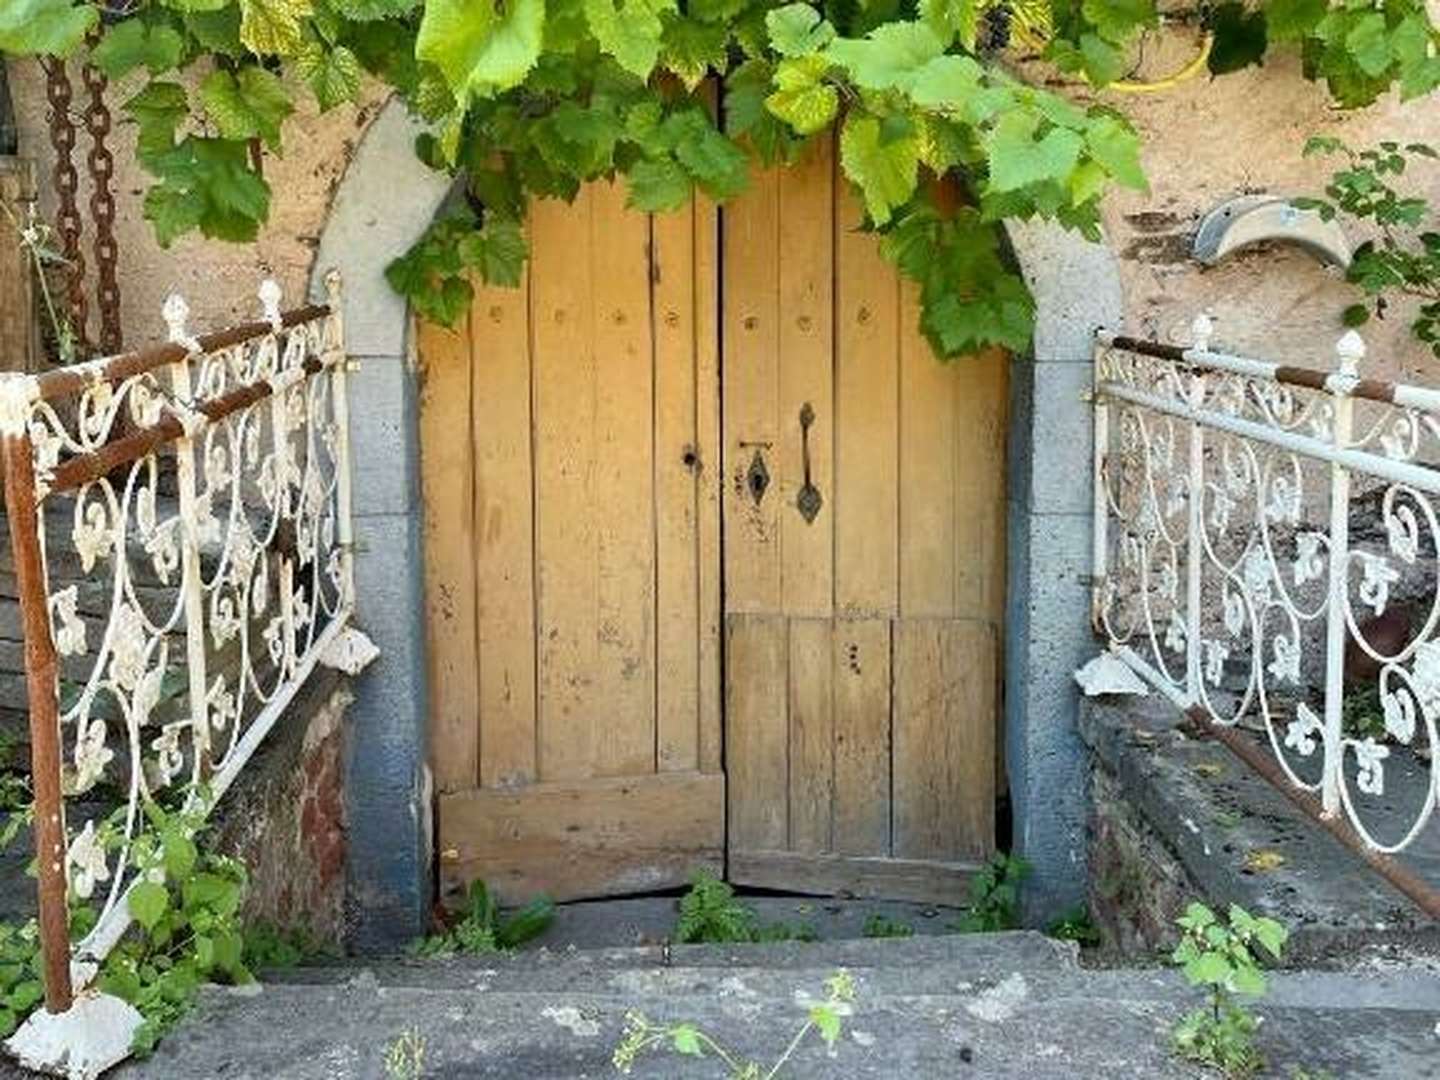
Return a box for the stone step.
[118,960,1440,1079]
[266,931,1081,995]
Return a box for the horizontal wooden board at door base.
[728,851,979,905]
[437,771,724,906]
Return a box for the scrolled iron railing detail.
[0,272,365,1023]
[1092,319,1440,873]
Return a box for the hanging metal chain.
[40,57,90,356]
[81,55,122,354]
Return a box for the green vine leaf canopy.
[5,0,1438,360]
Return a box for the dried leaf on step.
[1243,849,1287,873]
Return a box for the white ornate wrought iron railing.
[0,272,368,1017]
[1091,318,1440,909]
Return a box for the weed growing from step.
[1170,902,1288,1079]
[675,872,815,944]
[382,1026,428,1080]
[241,920,339,972]
[411,879,555,957]
[613,968,856,1079]
[862,914,913,939]
[949,853,1029,933]
[1045,905,1101,947]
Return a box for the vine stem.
[762,1019,815,1080]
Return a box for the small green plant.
[674,872,814,944]
[1341,684,1388,742]
[950,853,1029,933]
[1171,901,1288,1079]
[241,921,336,972]
[613,969,855,1078]
[412,879,555,957]
[1045,905,1100,947]
[862,913,913,939]
[1297,136,1440,356]
[383,1026,428,1080]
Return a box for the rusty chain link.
[81,54,122,354]
[40,57,90,356]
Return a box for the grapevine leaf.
[810,1005,841,1046]
[459,219,528,286]
[184,8,245,55]
[765,55,839,136]
[1344,13,1393,78]
[984,111,1083,193]
[627,158,692,211]
[159,0,230,11]
[297,41,363,110]
[239,0,313,55]
[660,16,730,90]
[124,81,190,162]
[328,0,418,19]
[1206,3,1267,75]
[664,110,749,198]
[1393,16,1440,99]
[90,20,185,79]
[417,0,547,99]
[1083,115,1146,191]
[1080,0,1155,44]
[1265,0,1326,43]
[671,1024,704,1057]
[200,67,295,151]
[144,137,272,244]
[825,21,945,91]
[839,112,919,225]
[765,3,835,57]
[584,0,677,79]
[917,0,983,49]
[0,0,97,57]
[908,53,984,108]
[726,58,800,164]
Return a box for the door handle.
[796,402,822,524]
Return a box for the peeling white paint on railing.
[1092,319,1440,857]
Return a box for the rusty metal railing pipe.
[0,431,73,1012]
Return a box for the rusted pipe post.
[0,394,73,1012]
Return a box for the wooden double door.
[420,136,1008,907]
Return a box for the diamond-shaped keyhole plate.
[746,450,770,506]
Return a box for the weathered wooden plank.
[831,617,891,857]
[694,193,724,776]
[953,346,1010,622]
[898,279,960,618]
[438,771,724,905]
[892,619,996,862]
[471,271,537,789]
[777,135,834,617]
[722,164,781,614]
[725,613,788,852]
[654,202,700,773]
[532,187,597,783]
[833,184,898,617]
[0,160,37,375]
[787,618,833,853]
[417,313,479,793]
[728,850,977,904]
[590,180,656,778]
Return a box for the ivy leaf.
[765,3,835,57]
[200,67,295,152]
[129,881,170,931]
[660,16,731,90]
[90,20,185,79]
[584,0,677,79]
[1206,3,1267,75]
[765,55,839,136]
[984,111,1083,193]
[1084,115,1146,191]
[239,0,313,55]
[0,0,97,57]
[417,0,547,99]
[297,41,363,110]
[1265,0,1326,43]
[627,158,692,211]
[839,112,918,225]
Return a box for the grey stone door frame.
[313,97,1123,946]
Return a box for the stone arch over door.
[312,95,1124,946]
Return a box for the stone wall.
[7,52,1440,373]
[209,668,354,947]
